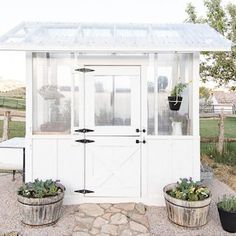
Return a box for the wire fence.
[0,97,25,110]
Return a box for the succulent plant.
[18,179,64,198]
[167,178,210,201]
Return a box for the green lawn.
[0,97,25,110]
[200,117,236,138]
[0,120,25,139]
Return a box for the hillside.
[0,87,26,98]
[0,79,25,93]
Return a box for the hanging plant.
[168,82,187,111]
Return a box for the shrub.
[167,178,210,201]
[218,195,236,213]
[18,179,64,198]
[202,143,236,167]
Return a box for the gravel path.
[0,174,75,236]
[147,179,236,236]
[0,173,235,236]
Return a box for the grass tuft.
[201,142,236,166]
[0,120,25,138]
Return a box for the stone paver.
[93,217,108,227]
[114,203,135,211]
[110,213,128,225]
[128,212,149,228]
[78,203,104,217]
[101,224,119,235]
[130,221,149,233]
[73,202,149,235]
[100,203,112,210]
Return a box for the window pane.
[94,75,131,126]
[74,67,80,127]
[148,53,192,136]
[32,52,73,134]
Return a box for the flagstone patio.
[0,173,235,236]
[72,202,150,235]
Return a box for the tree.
[185,0,236,89]
[185,3,198,23]
[199,86,213,112]
[199,86,212,100]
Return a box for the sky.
[0,0,234,83]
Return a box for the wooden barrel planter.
[17,191,64,226]
[163,183,211,228]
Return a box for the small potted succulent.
[17,179,65,226]
[217,195,236,233]
[168,82,187,111]
[163,178,211,227]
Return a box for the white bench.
[0,137,25,181]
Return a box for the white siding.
[32,139,57,180]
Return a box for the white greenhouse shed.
[0,22,231,205]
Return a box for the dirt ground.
[201,155,236,191]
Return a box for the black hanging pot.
[168,96,183,111]
[218,207,236,233]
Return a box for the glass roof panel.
[116,28,148,38]
[83,28,112,37]
[0,22,232,52]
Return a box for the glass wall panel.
[73,57,80,128]
[32,52,73,134]
[148,53,192,136]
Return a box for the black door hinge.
[75,128,94,133]
[75,68,95,73]
[74,189,95,194]
[75,139,95,144]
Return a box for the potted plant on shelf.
[217,195,236,233]
[163,178,211,228]
[17,179,65,226]
[168,82,187,111]
[38,85,64,100]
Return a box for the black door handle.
[136,129,146,133]
[136,140,146,144]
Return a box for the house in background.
[0,22,231,205]
[211,91,236,114]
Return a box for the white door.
[85,66,141,136]
[85,137,141,197]
[74,65,142,197]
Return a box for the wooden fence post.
[2,111,11,141]
[217,109,224,155]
